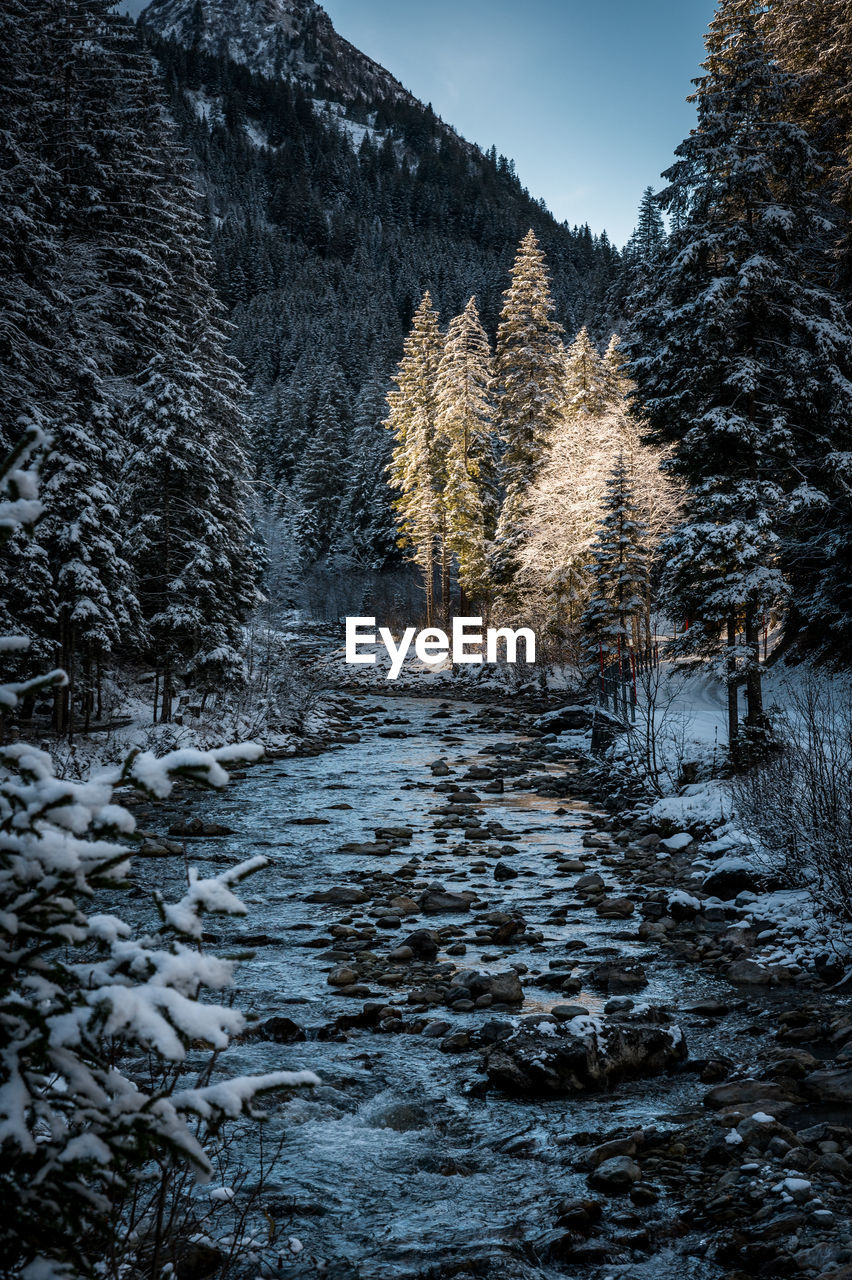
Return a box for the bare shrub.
[730,672,852,920]
[619,662,704,795]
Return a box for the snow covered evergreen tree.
[628,0,852,746]
[293,364,352,563]
[386,292,444,624]
[0,434,315,1279]
[582,454,649,658]
[492,231,566,598]
[564,326,609,418]
[434,298,497,611]
[337,367,399,569]
[625,187,667,266]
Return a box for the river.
[129,692,834,1280]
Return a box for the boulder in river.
[595,896,635,919]
[588,1155,642,1193]
[168,817,233,838]
[484,1013,687,1096]
[253,1016,306,1044]
[306,886,368,905]
[589,960,648,992]
[804,1069,852,1105]
[446,969,524,1006]
[401,929,440,959]
[418,889,475,914]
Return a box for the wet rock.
[804,1068,852,1104]
[421,1020,452,1038]
[493,862,519,881]
[375,915,401,929]
[585,1135,640,1168]
[254,1016,307,1044]
[629,1184,659,1206]
[387,895,419,915]
[374,826,413,842]
[684,998,730,1017]
[419,890,474,914]
[440,1031,471,1053]
[484,1016,687,1096]
[596,896,635,919]
[430,759,451,776]
[386,945,414,962]
[327,966,357,987]
[168,817,233,838]
[553,1197,603,1233]
[139,837,184,857]
[575,872,605,892]
[338,841,392,856]
[588,1156,641,1194]
[589,961,648,992]
[727,959,778,985]
[703,1078,800,1110]
[401,930,440,959]
[307,886,369,905]
[552,1004,591,1021]
[700,1058,732,1083]
[447,969,524,1006]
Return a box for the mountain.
[139,0,623,603]
[144,0,443,111]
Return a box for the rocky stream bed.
[125,691,852,1280]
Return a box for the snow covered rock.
[702,859,760,898]
[661,831,693,851]
[484,1014,687,1096]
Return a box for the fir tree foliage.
[582,454,650,657]
[492,230,567,592]
[434,297,498,607]
[386,292,445,623]
[0,436,315,1279]
[628,0,852,735]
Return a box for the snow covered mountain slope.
[141,0,435,117]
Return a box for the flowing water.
[133,695,768,1279]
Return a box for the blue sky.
[122,0,716,245]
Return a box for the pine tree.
[337,367,398,569]
[625,186,667,265]
[492,231,565,596]
[601,334,634,408]
[628,0,852,747]
[582,455,649,660]
[434,297,497,611]
[293,364,351,563]
[1,433,316,1279]
[386,292,444,624]
[564,326,609,417]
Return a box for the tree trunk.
[440,538,450,623]
[744,608,765,728]
[424,546,434,627]
[726,615,739,761]
[161,659,172,723]
[83,646,92,734]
